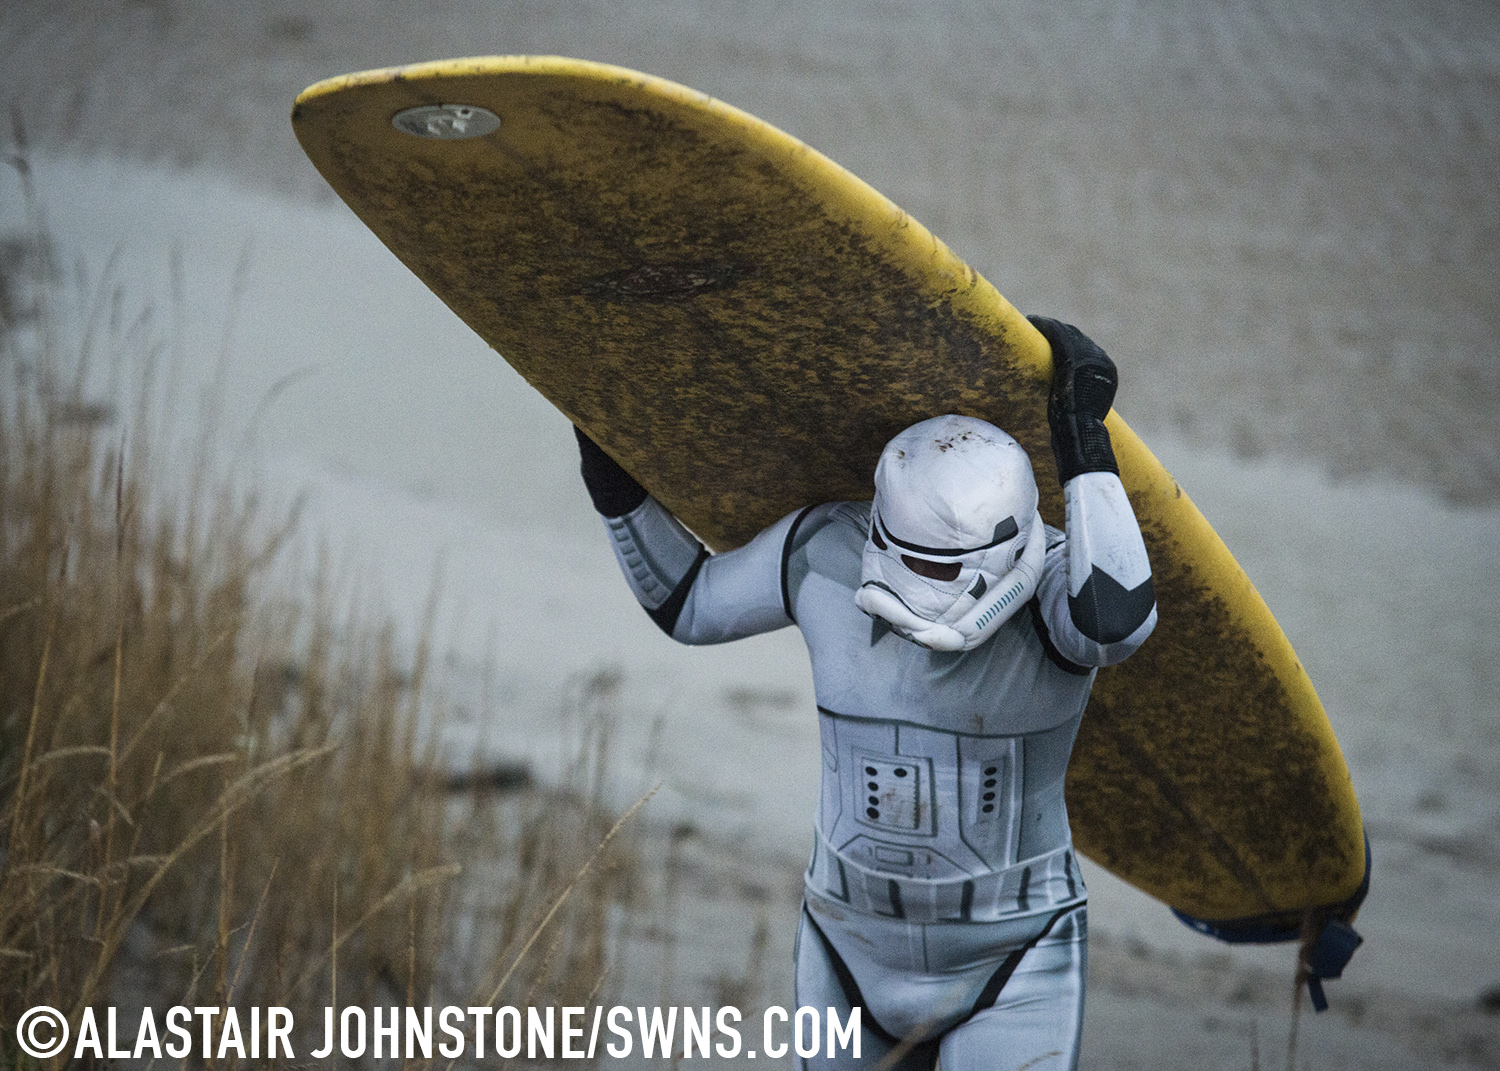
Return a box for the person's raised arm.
[1029,318,1157,666]
[575,427,795,644]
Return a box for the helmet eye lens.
[901,555,961,582]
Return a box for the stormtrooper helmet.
[854,415,1045,652]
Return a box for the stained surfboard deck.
[292,55,1365,923]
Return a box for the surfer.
[576,317,1156,1070]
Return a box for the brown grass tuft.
[0,172,637,1065]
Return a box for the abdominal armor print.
[807,710,1084,924]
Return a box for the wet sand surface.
[3,2,1498,1067]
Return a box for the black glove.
[575,426,649,517]
[1029,315,1120,485]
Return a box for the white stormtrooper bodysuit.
[594,458,1154,1069]
[580,319,1154,1070]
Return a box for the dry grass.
[0,163,637,1066]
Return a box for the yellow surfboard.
[292,56,1365,925]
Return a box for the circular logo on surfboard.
[391,104,501,140]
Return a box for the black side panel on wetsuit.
[1067,567,1158,645]
[646,546,711,635]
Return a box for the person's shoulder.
[775,500,868,554]
[803,500,869,538]
[826,499,871,529]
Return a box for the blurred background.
[2,2,1497,1067]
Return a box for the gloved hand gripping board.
[292,56,1366,926]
